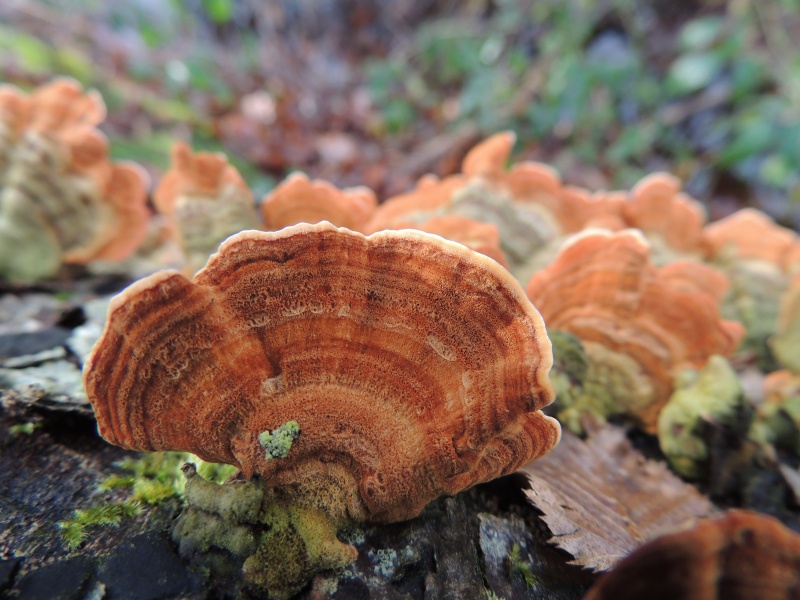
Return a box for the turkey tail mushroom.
[84,221,560,524]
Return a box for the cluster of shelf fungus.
[4,78,800,598]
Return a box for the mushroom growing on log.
[84,222,560,597]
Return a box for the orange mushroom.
[393,214,509,267]
[27,77,105,132]
[621,173,707,263]
[84,222,559,523]
[0,79,149,281]
[703,208,798,267]
[153,141,260,275]
[584,510,800,600]
[366,132,622,273]
[261,171,377,232]
[526,230,743,432]
[703,208,800,363]
[365,172,464,233]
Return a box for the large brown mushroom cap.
[526,230,743,431]
[583,510,800,600]
[84,222,559,523]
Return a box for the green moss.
[258,421,301,460]
[111,452,188,504]
[8,422,40,436]
[508,543,538,589]
[99,451,237,504]
[58,500,142,551]
[96,473,135,491]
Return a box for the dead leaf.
[520,425,716,571]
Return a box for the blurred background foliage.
[0,0,799,222]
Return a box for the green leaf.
[760,153,793,187]
[716,120,774,167]
[202,0,234,24]
[0,30,53,74]
[667,52,725,95]
[731,58,767,100]
[679,17,723,52]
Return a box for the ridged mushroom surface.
[85,222,559,523]
[526,230,743,432]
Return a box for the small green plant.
[99,451,238,505]
[508,543,538,589]
[58,500,142,551]
[8,422,40,436]
[58,452,238,551]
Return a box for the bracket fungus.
[703,208,800,364]
[583,510,800,600]
[0,78,149,281]
[392,214,509,267]
[261,171,377,232]
[367,132,614,282]
[526,230,743,433]
[153,141,260,275]
[621,173,707,264]
[84,222,559,593]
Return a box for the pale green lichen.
[173,463,356,599]
[717,256,787,369]
[657,355,743,478]
[173,189,262,276]
[554,340,655,434]
[450,181,558,267]
[547,330,589,425]
[770,281,800,372]
[258,420,301,460]
[750,395,800,453]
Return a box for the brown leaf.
[520,425,716,571]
